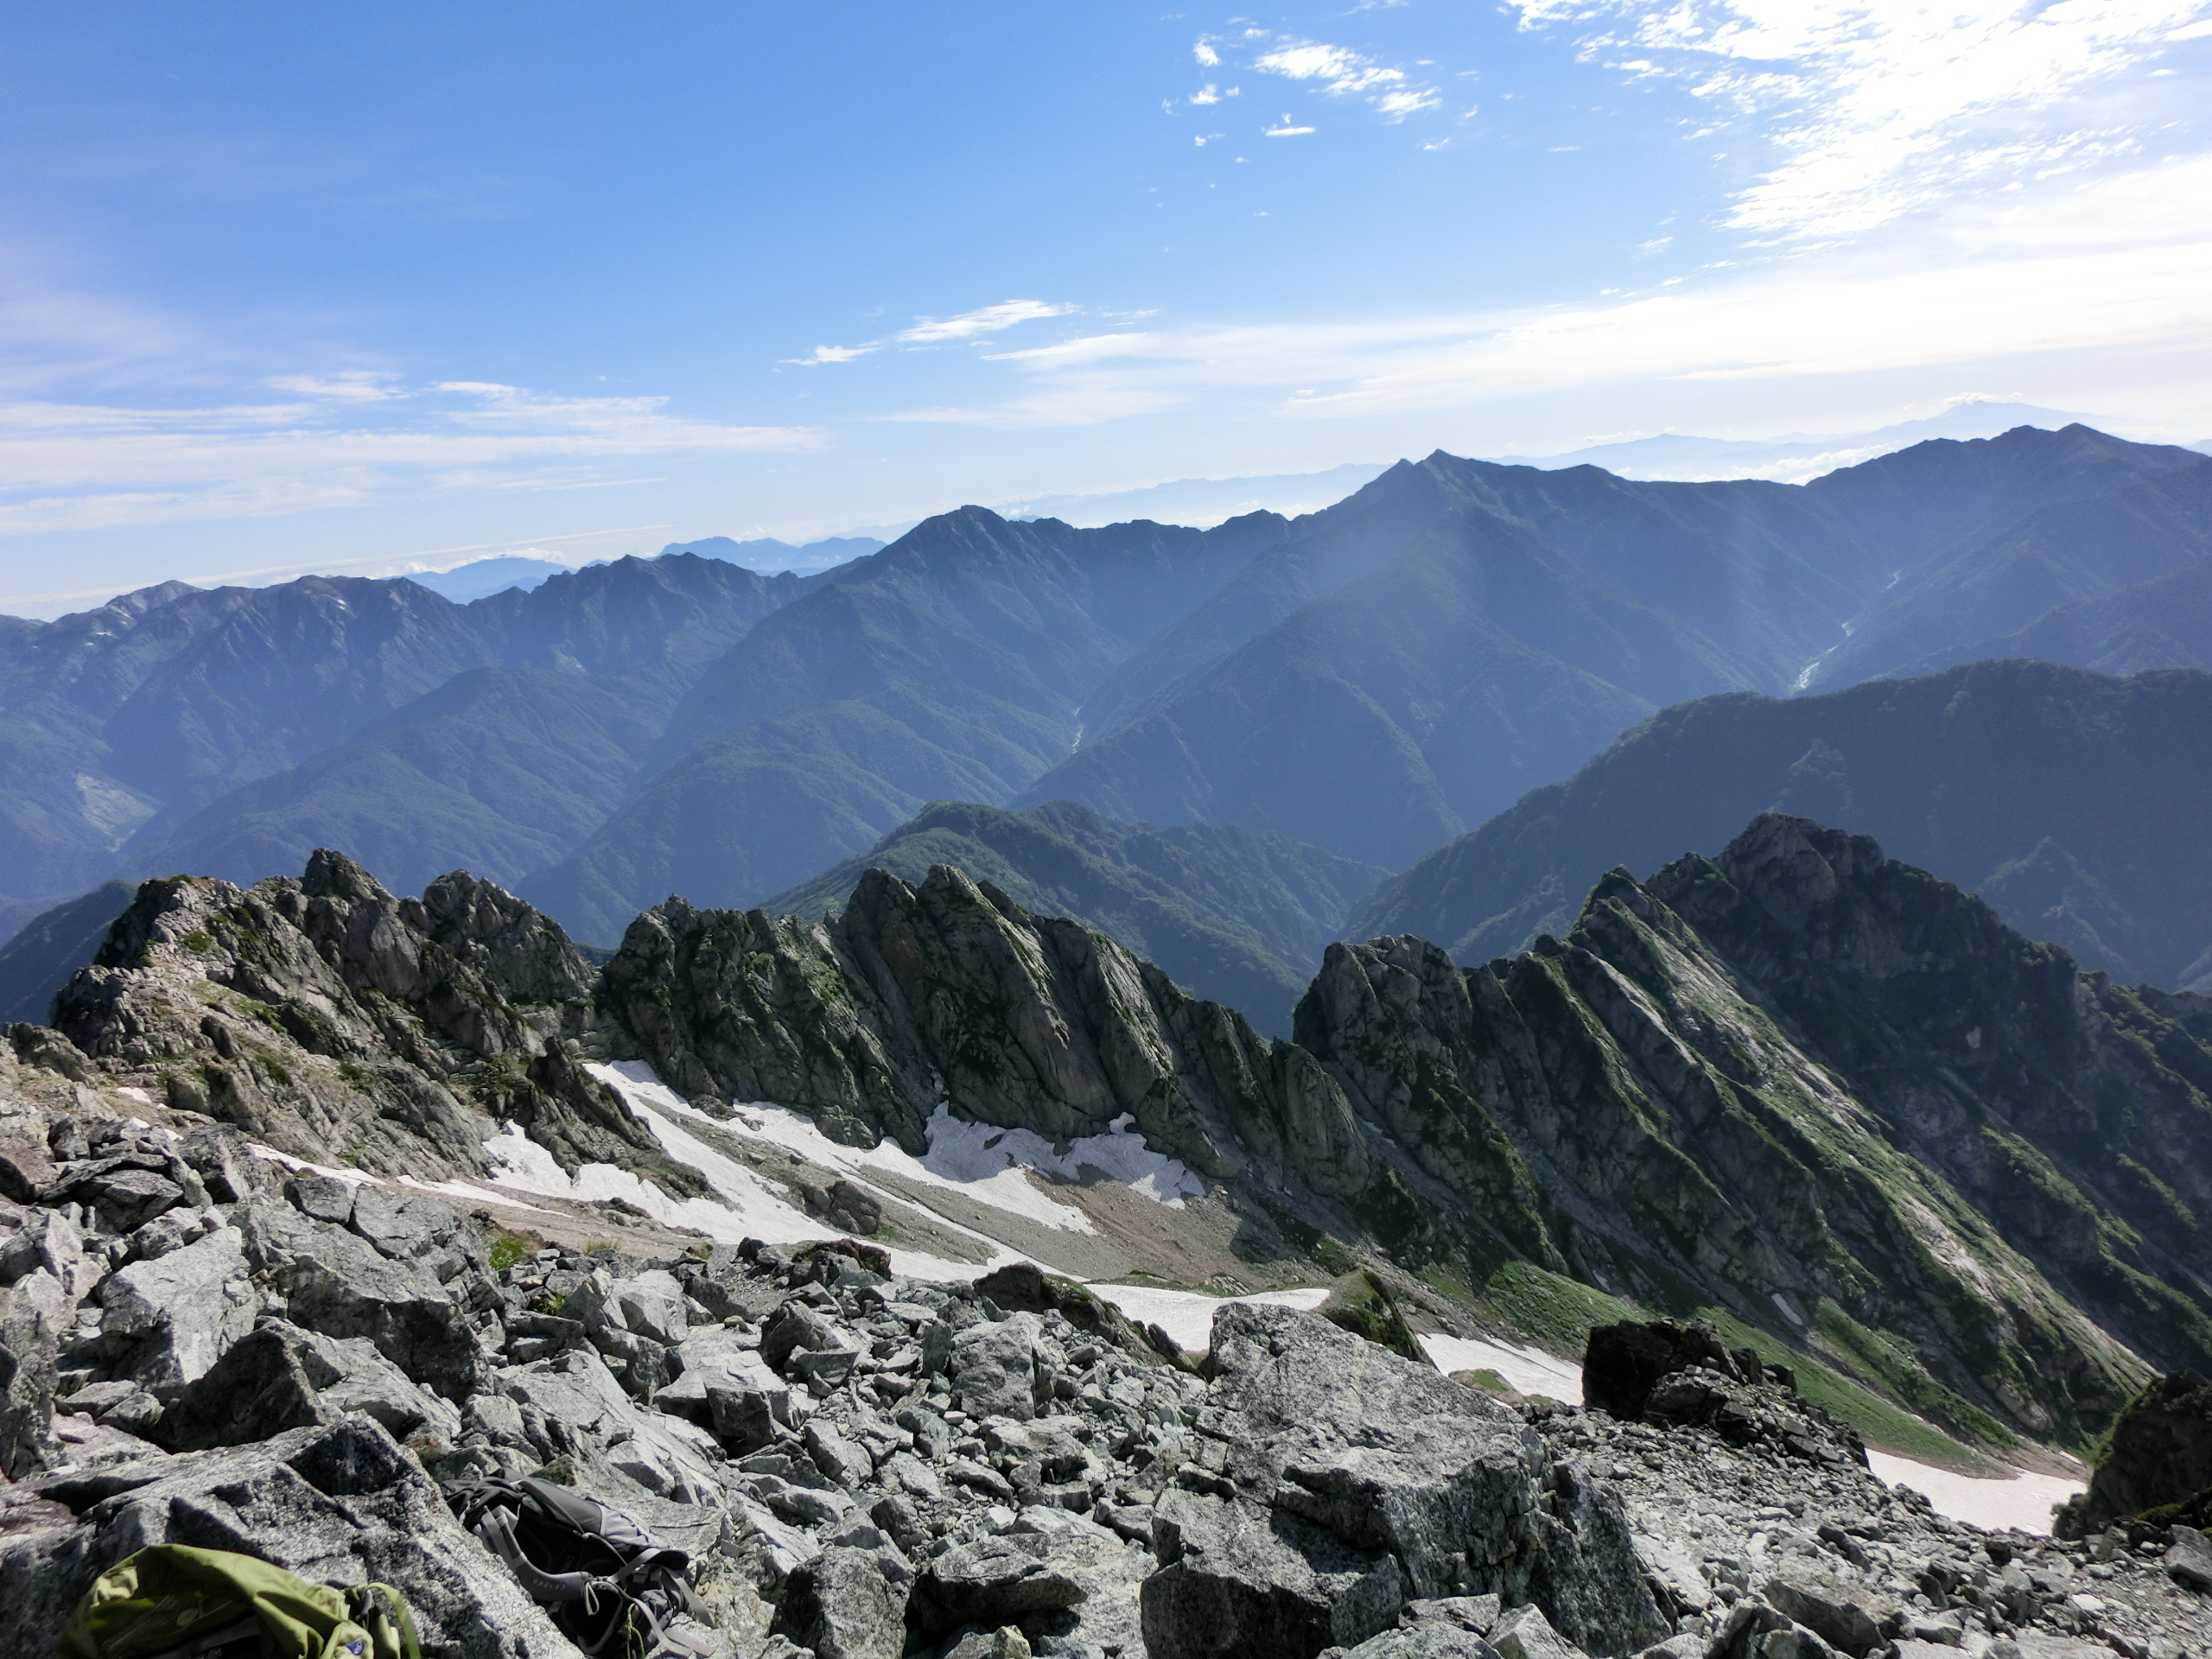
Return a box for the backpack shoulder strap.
[344,1583,423,1659]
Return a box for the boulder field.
[2,1132,2207,1657]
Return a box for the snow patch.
[1867,1450,2082,1536]
[694,1096,1093,1235]
[1087,1283,1330,1356]
[1421,1332,1585,1402]
[559,1063,1013,1281]
[249,1143,382,1185]
[633,1062,1204,1234]
[397,1173,552,1214]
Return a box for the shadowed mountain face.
[0,881,132,1024]
[519,509,1293,938]
[1350,659,2212,991]
[760,798,1388,1035]
[1810,458,2212,688]
[1016,428,2212,871]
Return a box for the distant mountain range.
[995,462,1390,530]
[659,533,887,574]
[1494,398,2095,483]
[8,421,2212,1043]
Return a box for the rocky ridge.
[1,1118,2204,1658]
[0,834,2208,1654]
[601,817,2212,1448]
[18,820,2210,1454]
[38,848,683,1188]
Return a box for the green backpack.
[58,1545,423,1659]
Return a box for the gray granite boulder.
[96,1226,257,1398]
[1140,1304,1666,1659]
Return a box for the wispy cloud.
[784,299,1075,366]
[1511,0,2212,240]
[896,299,1073,343]
[783,343,879,366]
[0,378,822,535]
[264,370,404,402]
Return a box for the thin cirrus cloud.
[899,151,2212,427]
[1512,0,2212,239]
[782,299,1074,365]
[0,377,821,535]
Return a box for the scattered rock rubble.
[0,1099,2205,1658]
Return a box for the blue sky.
[3,2,2210,613]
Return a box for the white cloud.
[898,155,2212,429]
[1266,124,1319,137]
[895,299,1073,343]
[1511,0,2212,240]
[1251,38,1440,120]
[0,378,823,535]
[1194,41,1220,67]
[784,342,880,365]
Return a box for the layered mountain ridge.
[760,798,1386,1035]
[10,421,2212,990]
[1351,658,2212,990]
[15,811,2209,1459]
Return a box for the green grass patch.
[1812,1298,2016,1448]
[1313,1236,1358,1277]
[1452,1367,1523,1402]
[1319,1270,1425,1363]
[1465,1257,1640,1349]
[486,1230,542,1272]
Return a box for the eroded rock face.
[1294,815,2212,1446]
[600,862,1375,1196]
[44,852,660,1183]
[2056,1370,2212,1536]
[96,1225,256,1397]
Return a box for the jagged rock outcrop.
[601,864,1373,1201]
[1296,815,2212,1444]
[1581,1319,1866,1469]
[594,824,2212,1448]
[2056,1371,2212,1536]
[42,850,680,1184]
